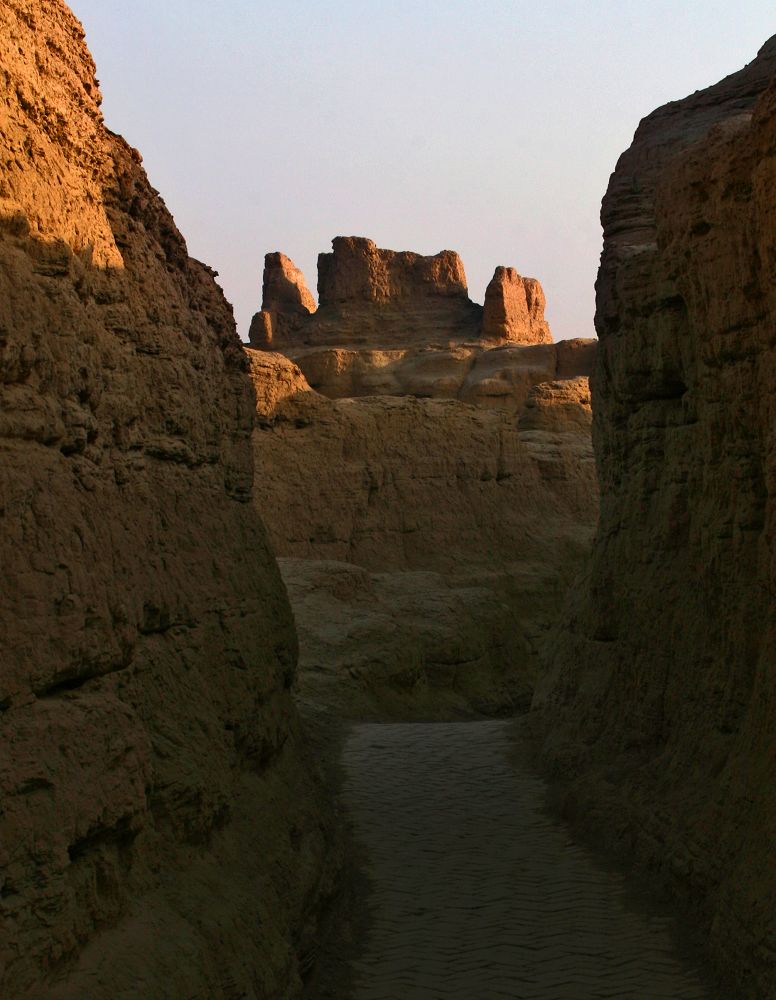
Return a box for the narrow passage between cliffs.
[323,720,712,1000]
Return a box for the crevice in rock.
[67,816,138,864]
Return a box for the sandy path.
[340,720,711,1000]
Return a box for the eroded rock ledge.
[533,35,776,998]
[0,2,336,996]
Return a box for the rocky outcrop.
[245,236,595,717]
[481,267,553,344]
[533,37,776,998]
[264,250,317,314]
[318,236,469,304]
[248,237,557,350]
[249,352,595,574]
[248,350,598,712]
[248,251,316,349]
[0,3,335,997]
[248,236,482,349]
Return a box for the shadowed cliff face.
[0,2,336,996]
[534,36,776,997]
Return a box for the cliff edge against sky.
[0,2,335,996]
[534,36,776,997]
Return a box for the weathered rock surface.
[248,350,598,710]
[249,352,595,574]
[249,236,482,349]
[318,235,469,304]
[0,3,335,997]
[248,237,558,350]
[248,251,316,349]
[280,558,529,719]
[481,266,553,344]
[264,250,317,315]
[555,337,598,380]
[282,339,597,411]
[533,36,776,998]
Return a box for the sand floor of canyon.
[307,719,720,1000]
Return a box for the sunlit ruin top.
[249,236,554,350]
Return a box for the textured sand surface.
[341,722,711,1000]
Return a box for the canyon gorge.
[1,1,775,998]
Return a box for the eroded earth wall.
[249,353,595,578]
[249,348,598,715]
[0,2,335,996]
[534,37,776,997]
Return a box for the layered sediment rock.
[0,3,335,997]
[249,352,595,574]
[246,237,595,716]
[249,236,482,348]
[264,250,317,314]
[248,236,555,350]
[308,235,483,347]
[285,339,597,409]
[245,239,591,412]
[533,37,776,997]
[248,350,597,713]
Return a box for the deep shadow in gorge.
[246,233,730,997]
[284,37,776,1000]
[304,718,722,1000]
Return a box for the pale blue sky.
[69,1,774,341]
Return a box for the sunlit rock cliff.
[249,235,554,351]
[0,2,335,996]
[534,36,776,998]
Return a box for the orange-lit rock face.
[0,2,334,997]
[535,35,776,999]
[0,0,122,270]
[248,236,559,350]
[317,235,469,304]
[482,266,553,344]
[249,251,316,348]
[264,250,317,314]
[248,305,275,347]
